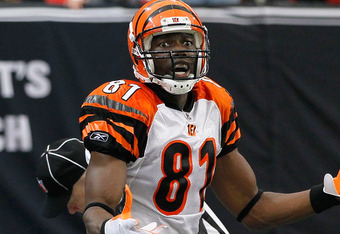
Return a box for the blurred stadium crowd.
[0,0,339,9]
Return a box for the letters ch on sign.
[0,115,32,152]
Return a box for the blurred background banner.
[1,6,340,234]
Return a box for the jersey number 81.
[154,138,216,215]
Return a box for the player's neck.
[147,84,189,111]
[171,93,188,111]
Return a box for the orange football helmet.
[127,0,210,94]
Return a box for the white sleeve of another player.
[203,203,229,234]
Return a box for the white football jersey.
[80,78,240,233]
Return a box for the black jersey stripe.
[80,106,148,162]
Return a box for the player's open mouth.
[173,63,191,78]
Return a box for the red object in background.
[45,0,66,5]
[138,0,151,6]
[327,0,340,4]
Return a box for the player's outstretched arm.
[83,151,127,234]
[211,148,339,231]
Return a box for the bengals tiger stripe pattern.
[79,77,240,233]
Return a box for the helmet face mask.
[128,0,210,95]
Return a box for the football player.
[79,0,340,233]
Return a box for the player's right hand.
[138,222,168,233]
[103,219,167,234]
[102,217,140,234]
[101,185,167,234]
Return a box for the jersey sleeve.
[79,80,156,163]
[219,97,241,156]
[196,78,241,157]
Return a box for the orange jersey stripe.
[226,119,238,141]
[227,128,241,146]
[79,114,94,124]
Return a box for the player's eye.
[160,42,169,47]
[184,41,193,46]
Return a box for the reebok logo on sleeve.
[90,132,109,142]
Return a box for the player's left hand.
[137,222,168,233]
[323,170,340,197]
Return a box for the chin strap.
[152,76,199,95]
